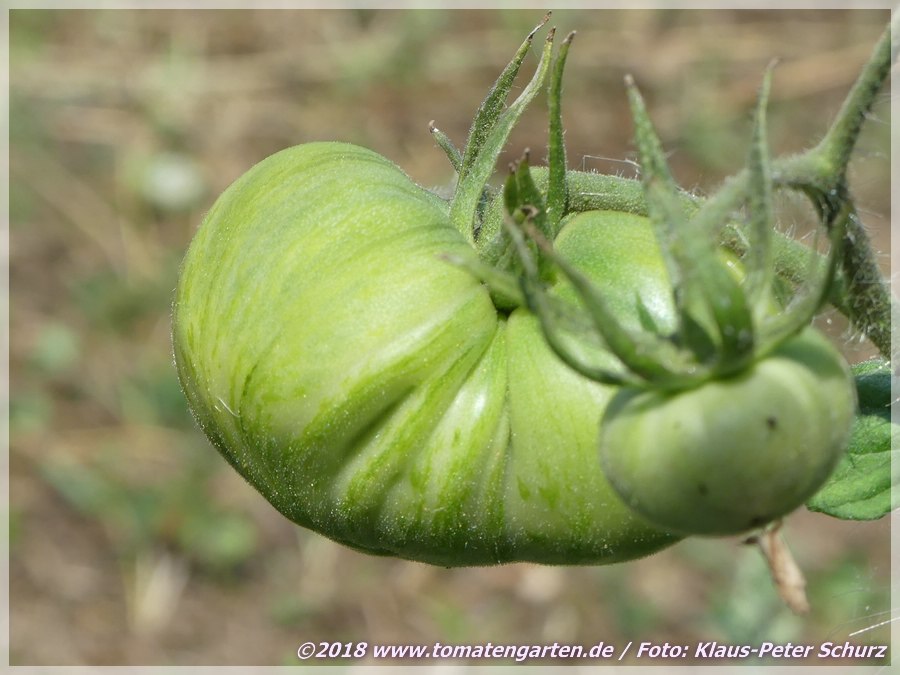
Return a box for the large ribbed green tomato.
[172,141,681,566]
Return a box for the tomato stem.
[747,523,810,615]
[812,16,894,190]
[755,203,847,357]
[794,16,895,363]
[722,16,895,363]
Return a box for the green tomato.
[173,141,680,566]
[599,327,857,536]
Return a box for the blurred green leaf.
[806,554,891,643]
[40,460,119,517]
[712,546,801,644]
[598,566,662,636]
[425,595,472,643]
[177,510,258,572]
[120,369,196,429]
[268,594,316,627]
[30,322,81,375]
[39,440,259,575]
[9,389,53,434]
[71,261,178,334]
[10,10,58,57]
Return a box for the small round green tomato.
[598,327,856,536]
[173,142,679,566]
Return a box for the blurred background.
[9,7,892,666]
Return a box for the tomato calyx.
[435,14,895,368]
[501,65,845,391]
[427,14,575,255]
[428,13,557,247]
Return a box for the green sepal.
[512,218,708,389]
[742,65,776,321]
[437,249,524,312]
[756,198,847,357]
[429,121,463,174]
[510,153,559,282]
[683,193,755,371]
[450,26,556,243]
[512,153,550,239]
[475,168,685,268]
[503,166,520,218]
[546,30,575,239]
[458,13,550,184]
[643,179,754,370]
[624,77,683,293]
[627,76,754,371]
[501,213,635,387]
[807,358,897,520]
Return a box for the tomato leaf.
[806,358,897,520]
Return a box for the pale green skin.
[600,327,856,536]
[173,142,680,566]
